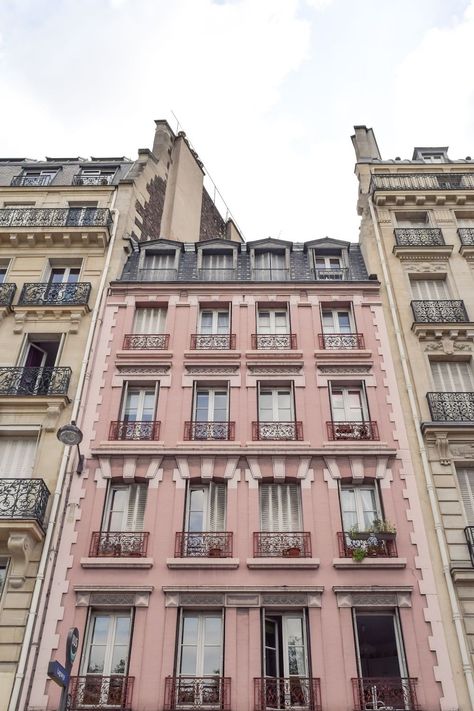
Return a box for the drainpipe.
[9,191,121,711]
[367,194,474,708]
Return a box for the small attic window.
[412,148,448,163]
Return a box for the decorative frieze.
[333,587,412,608]
[163,587,324,608]
[185,365,239,375]
[117,365,170,375]
[317,365,371,375]
[247,364,303,375]
[74,586,153,608]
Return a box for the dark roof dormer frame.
[247,237,293,251]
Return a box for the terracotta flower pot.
[285,546,302,558]
[209,547,223,558]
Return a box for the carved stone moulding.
[422,426,474,466]
[247,364,303,375]
[317,365,371,375]
[117,365,170,375]
[185,365,240,375]
[163,586,324,608]
[333,586,412,609]
[74,586,154,608]
[424,338,473,352]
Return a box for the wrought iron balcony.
[254,677,322,711]
[137,268,177,281]
[253,532,312,558]
[69,675,134,710]
[458,227,474,246]
[0,366,71,396]
[72,174,114,186]
[190,334,236,350]
[427,392,474,422]
[0,206,112,229]
[394,227,445,246]
[123,333,170,349]
[465,527,474,566]
[371,172,474,191]
[337,532,398,558]
[11,174,54,187]
[18,282,91,306]
[313,267,348,281]
[109,420,161,440]
[411,300,469,323]
[318,333,364,349]
[251,333,297,350]
[197,268,237,281]
[184,421,235,441]
[326,421,379,441]
[252,421,303,441]
[0,283,16,307]
[89,531,149,558]
[352,677,419,711]
[252,268,289,281]
[175,531,233,558]
[0,478,50,530]
[164,676,231,711]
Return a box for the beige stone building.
[353,127,474,710]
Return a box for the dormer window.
[199,251,234,280]
[253,251,287,280]
[73,168,116,186]
[412,147,448,163]
[140,249,179,282]
[313,254,346,280]
[11,169,57,187]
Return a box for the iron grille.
[72,174,114,185]
[458,227,474,246]
[370,173,474,191]
[0,366,71,396]
[313,268,348,281]
[252,421,303,441]
[69,676,134,710]
[253,532,312,558]
[394,228,445,246]
[337,532,398,558]
[18,282,91,306]
[108,420,161,440]
[352,677,419,711]
[0,207,112,228]
[427,392,474,421]
[465,527,474,566]
[175,532,233,558]
[326,421,379,441]
[411,300,469,323]
[0,283,16,306]
[89,531,149,557]
[184,421,235,440]
[122,333,170,349]
[318,333,364,349]
[164,676,231,711]
[254,677,322,711]
[10,174,54,187]
[251,334,297,350]
[0,478,49,529]
[190,334,236,350]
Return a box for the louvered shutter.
[260,483,301,532]
[457,469,474,525]
[411,279,449,300]
[431,362,474,391]
[126,484,147,531]
[0,437,37,478]
[133,308,166,334]
[209,482,226,530]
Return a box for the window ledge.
[411,322,474,340]
[183,350,242,361]
[115,349,173,362]
[245,350,303,360]
[247,557,320,570]
[392,245,453,259]
[80,556,154,569]
[167,557,240,570]
[332,557,406,569]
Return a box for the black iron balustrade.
[326,421,379,441]
[0,366,71,396]
[254,677,322,711]
[175,531,233,558]
[427,392,474,422]
[89,531,149,558]
[197,268,237,281]
[109,420,161,440]
[69,675,134,710]
[184,421,235,441]
[465,527,474,566]
[252,268,289,281]
[252,421,303,441]
[458,227,474,246]
[352,677,419,711]
[164,676,231,711]
[0,283,16,307]
[318,333,364,349]
[0,207,112,229]
[337,532,398,558]
[122,333,170,349]
[313,267,348,281]
[190,334,236,350]
[411,300,469,323]
[72,174,114,186]
[18,282,91,306]
[394,227,445,246]
[11,174,54,187]
[251,333,297,350]
[137,268,177,281]
[0,478,49,529]
[370,173,474,192]
[253,532,312,558]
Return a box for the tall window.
[254,252,287,280]
[142,253,176,280]
[457,468,474,525]
[133,307,167,334]
[258,388,293,423]
[201,253,233,280]
[82,611,132,677]
[194,388,228,422]
[48,265,81,284]
[430,361,474,391]
[199,310,230,334]
[0,559,8,601]
[330,384,368,422]
[103,483,147,532]
[186,483,226,532]
[0,261,10,283]
[260,483,301,532]
[257,309,289,334]
[313,254,344,280]
[122,386,157,422]
[178,611,223,678]
[321,309,352,333]
[410,278,449,300]
[263,612,308,679]
[340,485,379,532]
[395,212,430,227]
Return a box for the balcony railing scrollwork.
[337,532,397,558]
[0,283,16,307]
[394,227,445,246]
[254,677,322,711]
[0,478,50,529]
[122,333,170,350]
[11,174,54,187]
[371,173,474,191]
[190,334,236,350]
[0,366,71,396]
[184,421,235,441]
[0,207,112,229]
[69,675,134,710]
[72,174,114,186]
[175,531,233,558]
[164,676,231,711]
[89,531,149,558]
[109,420,161,440]
[318,333,364,349]
[352,677,419,711]
[458,227,474,246]
[411,300,469,323]
[253,532,312,558]
[252,421,303,441]
[427,392,474,422]
[251,334,297,350]
[18,282,91,306]
[326,421,379,441]
[313,267,348,281]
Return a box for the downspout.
[367,194,474,707]
[9,190,121,711]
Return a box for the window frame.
[257,383,295,423]
[329,381,370,422]
[81,609,133,677]
[119,382,159,422]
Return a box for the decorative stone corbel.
[7,531,39,588]
[13,312,26,334]
[435,433,451,466]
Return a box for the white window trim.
[257,308,290,335]
[198,309,230,335]
[120,383,158,421]
[177,610,224,677]
[321,307,355,334]
[81,610,133,676]
[339,483,382,532]
[257,383,295,422]
[329,382,369,422]
[193,386,229,421]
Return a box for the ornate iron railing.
[251,334,297,350]
[370,173,474,191]
[411,300,469,323]
[198,268,237,281]
[252,268,290,281]
[253,532,312,558]
[313,267,348,281]
[72,174,114,186]
[0,206,112,229]
[465,527,474,566]
[394,227,445,246]
[175,532,233,558]
[252,421,303,441]
[122,333,170,349]
[11,174,54,187]
[18,282,91,306]
[89,531,149,557]
[0,478,49,529]
[0,366,71,396]
[318,333,364,349]
[190,334,236,350]
[254,677,322,711]
[137,268,177,281]
[69,675,134,710]
[109,420,161,440]
[0,283,16,306]
[337,532,398,558]
[352,677,419,711]
[458,227,474,246]
[184,421,235,441]
[326,421,379,441]
[164,676,231,711]
[427,392,474,421]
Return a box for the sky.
[0,0,473,242]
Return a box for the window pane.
[204,617,221,645]
[87,645,106,674]
[182,616,199,644]
[288,647,305,676]
[217,312,229,332]
[91,616,110,644]
[200,312,213,333]
[180,646,197,675]
[203,646,221,676]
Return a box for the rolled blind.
[260,483,301,532]
[457,469,474,524]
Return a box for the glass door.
[176,612,224,707]
[262,613,309,710]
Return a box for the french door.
[199,310,230,335]
[121,387,156,422]
[321,309,352,334]
[340,486,379,532]
[176,612,224,707]
[254,253,286,280]
[104,483,148,532]
[133,307,167,334]
[263,613,309,709]
[330,386,367,422]
[48,266,81,284]
[194,389,228,423]
[183,483,226,556]
[258,389,293,423]
[257,310,289,335]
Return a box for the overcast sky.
[1,0,473,242]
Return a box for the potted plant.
[284,546,302,558]
[347,535,379,562]
[369,519,396,541]
[208,546,223,558]
[348,526,371,541]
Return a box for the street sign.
[47,660,69,688]
[66,627,79,667]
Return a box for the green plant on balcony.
[369,518,396,540]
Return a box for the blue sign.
[47,660,69,688]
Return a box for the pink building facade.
[30,235,457,711]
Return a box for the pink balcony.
[251,333,297,350]
[254,677,322,711]
[190,334,236,350]
[318,333,364,349]
[352,677,419,710]
[184,421,235,441]
[89,531,149,558]
[252,421,303,441]
[109,420,161,441]
[337,532,398,558]
[253,532,312,558]
[164,676,231,711]
[122,333,170,349]
[69,675,134,710]
[175,531,233,558]
[326,421,379,441]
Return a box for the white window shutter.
[457,469,474,525]
[126,484,147,531]
[431,362,474,391]
[0,437,37,478]
[209,482,226,530]
[260,483,301,532]
[411,279,449,300]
